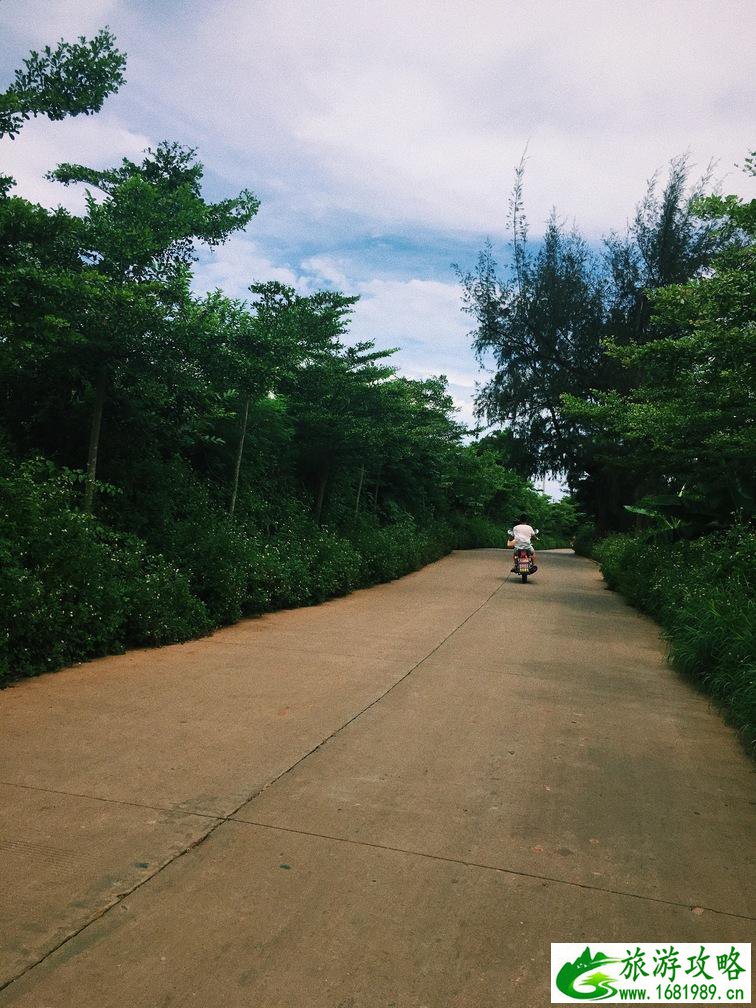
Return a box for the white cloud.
[193,234,308,297]
[4,1,752,236]
[0,114,152,211]
[299,255,350,287]
[346,276,480,426]
[0,0,119,41]
[120,0,755,237]
[349,277,467,356]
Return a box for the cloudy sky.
[1,0,753,456]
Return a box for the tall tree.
[603,155,729,357]
[48,143,259,509]
[459,216,606,484]
[461,156,737,529]
[564,169,756,528]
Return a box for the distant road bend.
[1,549,753,1007]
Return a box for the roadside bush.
[0,463,450,681]
[0,458,207,683]
[573,523,599,557]
[163,516,254,625]
[112,537,210,646]
[352,516,433,584]
[450,515,506,549]
[594,529,756,753]
[306,530,362,602]
[1,452,575,684]
[251,539,311,610]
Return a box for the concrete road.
[0,549,753,1007]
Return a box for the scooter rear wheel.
[521,572,528,583]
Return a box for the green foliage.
[0,28,575,683]
[565,179,755,530]
[50,142,260,279]
[0,456,208,682]
[458,222,606,482]
[449,515,509,550]
[594,530,755,752]
[2,450,554,683]
[350,515,455,584]
[0,29,126,140]
[464,155,742,531]
[572,523,599,557]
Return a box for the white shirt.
[512,523,536,546]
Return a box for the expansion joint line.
[242,576,509,808]
[230,817,756,923]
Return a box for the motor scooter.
[508,529,538,583]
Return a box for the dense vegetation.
[594,531,754,750]
[461,154,755,750]
[0,31,575,683]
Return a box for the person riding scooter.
[508,515,538,573]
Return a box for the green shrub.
[352,516,434,583]
[1,451,577,684]
[162,515,266,626]
[252,540,311,610]
[307,530,361,602]
[450,515,507,549]
[115,539,210,647]
[594,529,755,753]
[573,523,599,557]
[0,458,208,683]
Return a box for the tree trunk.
[314,470,328,526]
[83,365,108,513]
[353,463,365,520]
[372,461,382,509]
[229,394,251,517]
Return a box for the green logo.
[555,947,622,1000]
